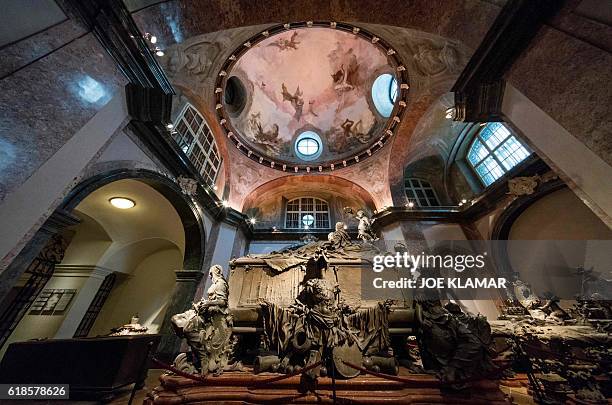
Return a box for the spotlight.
[221,200,230,208]
[154,47,164,56]
[166,123,174,129]
[406,201,415,208]
[213,185,218,191]
[461,199,467,204]
[249,218,257,225]
[143,33,157,44]
[109,197,135,209]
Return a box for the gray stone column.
[0,210,80,306]
[155,269,203,363]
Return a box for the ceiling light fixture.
[154,47,164,57]
[445,107,455,119]
[143,33,157,44]
[109,197,135,209]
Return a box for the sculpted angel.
[344,207,378,241]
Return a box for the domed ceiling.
[215,23,408,172]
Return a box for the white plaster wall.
[502,84,612,227]
[210,223,238,275]
[422,223,467,243]
[96,131,157,166]
[88,247,181,336]
[1,270,91,356]
[507,188,612,299]
[0,90,129,272]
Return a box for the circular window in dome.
[224,76,247,116]
[371,73,398,117]
[302,214,315,228]
[295,131,322,161]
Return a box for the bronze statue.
[170,265,235,376]
[258,273,393,379]
[416,300,495,387]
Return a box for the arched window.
[467,122,531,186]
[404,178,440,207]
[285,197,330,229]
[172,104,222,186]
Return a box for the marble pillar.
[155,269,203,363]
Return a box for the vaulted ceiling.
[129,0,504,209]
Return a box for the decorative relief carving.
[413,41,462,77]
[39,234,69,264]
[177,176,198,196]
[165,41,222,83]
[507,172,558,198]
[344,207,378,241]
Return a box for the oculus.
[295,131,322,161]
[371,73,398,117]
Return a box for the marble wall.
[505,2,612,167]
[0,25,126,204]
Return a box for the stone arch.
[60,167,205,271]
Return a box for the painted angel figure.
[281,83,304,121]
[267,31,300,51]
[344,207,378,241]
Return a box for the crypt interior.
[0,0,611,404]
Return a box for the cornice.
[451,0,564,122]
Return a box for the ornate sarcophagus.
[227,227,418,334]
[151,226,503,404]
[228,256,379,310]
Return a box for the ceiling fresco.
[157,23,471,208]
[220,26,403,167]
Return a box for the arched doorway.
[0,169,206,360]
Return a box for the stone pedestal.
[145,368,510,404]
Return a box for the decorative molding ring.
[213,21,410,173]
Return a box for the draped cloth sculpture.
[259,278,393,378]
[417,300,496,386]
[247,225,393,379]
[170,265,235,376]
[242,221,379,274]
